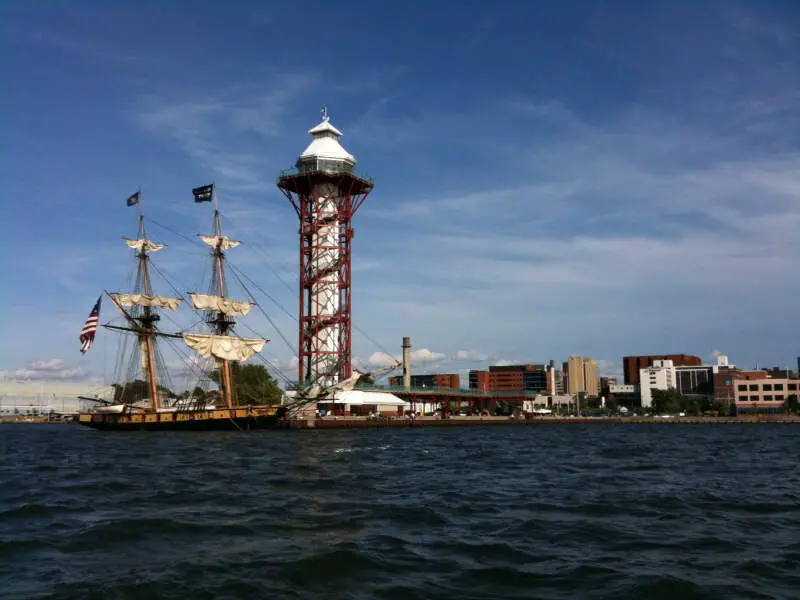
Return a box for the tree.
[605,396,618,412]
[357,372,375,386]
[651,388,685,414]
[112,380,176,403]
[209,362,282,406]
[784,394,799,414]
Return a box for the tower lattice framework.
[278,111,373,387]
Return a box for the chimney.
[402,337,411,390]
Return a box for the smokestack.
[402,337,411,390]
[549,359,556,394]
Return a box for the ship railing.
[277,165,374,184]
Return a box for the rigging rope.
[228,263,297,356]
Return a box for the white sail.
[188,293,253,316]
[182,333,266,361]
[198,234,240,251]
[123,237,165,253]
[110,293,182,311]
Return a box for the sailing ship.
[78,186,282,430]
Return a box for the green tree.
[112,380,176,403]
[357,372,375,386]
[651,388,685,414]
[209,362,282,406]
[784,394,799,414]
[605,396,618,412]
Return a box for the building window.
[773,384,783,391]
[737,385,747,391]
[789,384,797,391]
[776,395,784,400]
[749,385,758,391]
[764,395,773,400]
[750,395,760,401]
[763,384,772,391]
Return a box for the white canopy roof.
[298,114,356,164]
[326,389,409,406]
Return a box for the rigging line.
[235,322,294,386]
[146,216,206,249]
[226,260,296,322]
[229,268,297,357]
[160,337,212,384]
[147,261,188,303]
[352,322,402,364]
[216,209,297,288]
[239,240,296,294]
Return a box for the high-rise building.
[566,356,585,395]
[566,356,599,396]
[583,359,599,397]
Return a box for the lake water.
[1,424,798,599]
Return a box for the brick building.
[623,354,702,385]
[389,373,460,389]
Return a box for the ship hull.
[78,405,283,431]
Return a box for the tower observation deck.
[278,109,374,387]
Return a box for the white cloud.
[0,359,88,381]
[455,349,489,362]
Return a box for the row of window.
[738,395,786,401]
[737,383,797,392]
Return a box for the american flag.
[80,296,102,353]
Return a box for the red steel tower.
[278,109,374,387]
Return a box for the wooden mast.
[137,212,161,411]
[211,194,235,409]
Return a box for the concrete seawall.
[282,415,800,429]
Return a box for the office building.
[623,354,702,385]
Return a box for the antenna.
[321,106,329,121]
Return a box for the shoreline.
[3,415,798,428]
[285,415,799,428]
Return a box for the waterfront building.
[675,365,714,397]
[639,360,676,408]
[608,384,639,408]
[733,377,798,413]
[623,354,702,385]
[468,364,548,393]
[565,356,599,396]
[388,373,459,389]
[468,370,490,391]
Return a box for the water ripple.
[0,424,798,599]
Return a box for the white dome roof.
[298,112,356,165]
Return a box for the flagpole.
[136,187,144,236]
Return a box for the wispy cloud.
[1,359,88,381]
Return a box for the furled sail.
[182,333,266,361]
[198,234,240,251]
[110,293,182,311]
[188,293,253,316]
[123,237,165,253]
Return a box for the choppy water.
[1,424,798,599]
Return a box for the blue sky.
[2,0,798,387]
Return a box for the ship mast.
[137,214,161,410]
[182,184,267,409]
[106,192,183,411]
[211,198,235,408]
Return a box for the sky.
[1,0,798,390]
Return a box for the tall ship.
[79,113,407,430]
[78,186,287,430]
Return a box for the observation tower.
[278,109,374,387]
